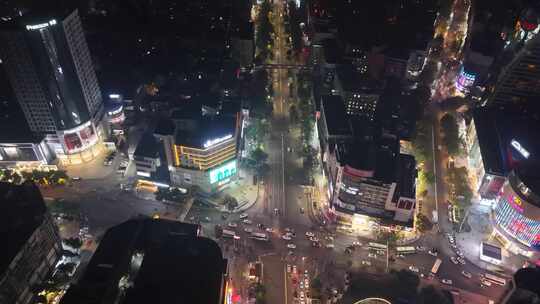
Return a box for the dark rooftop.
[320,95,351,137]
[473,107,540,176]
[0,182,47,277]
[134,132,159,159]
[61,218,226,304]
[335,65,382,93]
[335,136,399,183]
[175,115,237,149]
[396,154,417,199]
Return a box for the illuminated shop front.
[170,130,238,193]
[54,121,104,165]
[456,66,476,93]
[493,168,540,256]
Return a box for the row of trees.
[295,71,317,180]
[446,166,473,207]
[283,1,303,57]
[0,168,69,185]
[255,0,274,63]
[440,113,464,156]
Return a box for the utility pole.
[386,238,390,273]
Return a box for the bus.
[396,246,416,255]
[431,258,442,274]
[222,229,237,239]
[368,242,388,251]
[483,273,506,286]
[250,232,269,241]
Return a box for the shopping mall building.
[467,108,540,256]
[149,102,245,193]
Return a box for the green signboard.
[209,160,237,184]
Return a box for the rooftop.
[395,154,417,199]
[336,65,381,93]
[0,182,47,277]
[61,218,226,304]
[320,95,351,137]
[473,107,540,176]
[175,115,237,149]
[134,132,159,159]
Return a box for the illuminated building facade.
[0,9,105,165]
[154,110,241,193]
[483,32,540,111]
[327,140,417,230]
[456,66,476,93]
[493,165,540,256]
[0,182,62,304]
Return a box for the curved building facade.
[494,165,540,253]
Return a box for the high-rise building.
[483,33,540,112]
[0,9,105,165]
[0,182,62,304]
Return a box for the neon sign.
[26,19,56,31]
[509,195,524,213]
[209,160,236,184]
[511,139,530,158]
[204,134,233,148]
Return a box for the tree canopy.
[440,113,463,156]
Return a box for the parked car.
[282,234,292,241]
[242,219,253,225]
[408,266,419,273]
[305,231,315,238]
[441,279,453,285]
[287,243,297,249]
[325,243,335,249]
[450,256,459,265]
[461,271,472,279]
[361,260,371,266]
[239,213,248,219]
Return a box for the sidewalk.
[220,166,262,213]
[455,203,525,274]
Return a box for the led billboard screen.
[209,160,237,184]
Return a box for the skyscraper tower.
[483,29,540,113]
[0,9,105,164]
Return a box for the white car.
[461,271,472,279]
[428,250,438,256]
[242,219,253,224]
[481,280,492,287]
[361,260,371,266]
[239,213,248,219]
[305,231,315,238]
[265,227,274,233]
[304,279,309,289]
[441,279,453,285]
[352,241,362,247]
[408,266,419,273]
[244,228,253,233]
[416,246,426,251]
[368,253,377,258]
[292,265,297,274]
[325,243,335,249]
[450,256,459,265]
[286,264,292,273]
[282,234,292,241]
[458,257,466,265]
[227,222,238,228]
[287,243,297,249]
